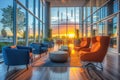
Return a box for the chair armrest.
[17,46,32,52]
[6,49,30,56]
[80,48,91,52]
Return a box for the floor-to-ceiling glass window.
[28,13,34,44]
[17,4,26,45]
[51,7,80,44]
[51,8,58,38]
[108,16,117,48]
[36,19,38,42]
[59,7,66,39]
[0,0,13,53]
[16,0,45,45]
[84,0,119,52]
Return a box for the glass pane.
[108,16,117,48]
[0,0,13,53]
[51,8,58,24]
[28,13,34,44]
[40,1,43,21]
[29,0,34,13]
[36,0,38,17]
[36,19,38,42]
[17,4,26,46]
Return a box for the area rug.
[32,54,82,67]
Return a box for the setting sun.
[68,34,75,38]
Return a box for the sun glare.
[68,34,75,38]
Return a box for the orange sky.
[52,24,79,38]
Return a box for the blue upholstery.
[42,41,54,48]
[2,46,30,66]
[29,43,48,55]
[30,43,42,54]
[17,46,32,52]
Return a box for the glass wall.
[83,0,119,50]
[16,0,45,45]
[51,7,80,42]
[17,4,26,45]
[0,0,13,52]
[0,0,45,53]
[28,13,34,44]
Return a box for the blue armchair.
[42,41,54,48]
[29,43,48,57]
[2,46,31,71]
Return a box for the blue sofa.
[2,46,32,71]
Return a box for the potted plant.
[74,29,81,46]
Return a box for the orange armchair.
[74,37,91,51]
[80,36,110,69]
[79,36,97,52]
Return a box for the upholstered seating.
[79,36,96,52]
[79,36,110,70]
[29,43,48,56]
[74,37,91,51]
[42,41,54,48]
[2,46,32,71]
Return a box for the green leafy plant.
[1,28,7,37]
[0,5,25,36]
[75,29,79,39]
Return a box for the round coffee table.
[49,51,68,63]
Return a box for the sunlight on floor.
[68,44,75,55]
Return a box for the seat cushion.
[91,42,100,52]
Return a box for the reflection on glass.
[28,13,34,44]
[17,5,26,46]
[108,16,117,48]
[0,1,13,52]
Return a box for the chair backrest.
[91,36,110,62]
[80,37,91,48]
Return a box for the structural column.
[81,7,84,37]
[85,6,87,37]
[44,1,50,39]
[118,13,120,53]
[25,0,29,46]
[79,7,82,38]
[38,0,40,43]
[33,0,36,42]
[90,0,93,37]
[13,0,17,45]
[117,0,120,53]
[107,0,113,36]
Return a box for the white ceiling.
[45,0,88,7]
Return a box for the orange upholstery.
[80,36,110,62]
[79,37,97,52]
[74,38,91,51]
